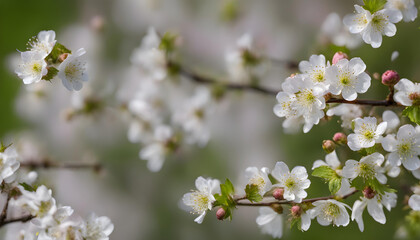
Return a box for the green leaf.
[403,106,420,125]
[245,184,263,202]
[312,166,336,180]
[19,182,36,192]
[351,177,366,190]
[268,173,279,184]
[367,178,396,194]
[159,32,177,53]
[290,217,302,231]
[213,179,236,220]
[42,66,59,81]
[0,142,12,153]
[362,0,387,13]
[359,145,377,156]
[46,43,72,63]
[329,177,342,195]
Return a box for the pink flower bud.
[381,70,400,86]
[273,188,284,200]
[58,53,69,62]
[270,203,283,214]
[291,205,302,217]
[363,187,375,199]
[332,52,348,65]
[322,140,336,153]
[216,208,226,220]
[333,132,347,145]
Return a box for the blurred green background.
[1,0,420,239]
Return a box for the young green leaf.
[42,66,59,81]
[312,166,336,180]
[46,43,72,63]
[245,184,263,202]
[362,0,387,14]
[403,106,420,125]
[329,177,342,195]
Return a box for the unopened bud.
[322,140,336,153]
[409,92,420,105]
[58,53,69,62]
[216,208,226,220]
[90,15,105,32]
[273,188,284,200]
[363,186,375,199]
[270,203,283,214]
[381,70,400,86]
[373,72,381,80]
[333,132,347,145]
[291,205,302,217]
[332,51,348,65]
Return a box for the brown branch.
[235,189,358,207]
[172,61,404,107]
[0,193,11,224]
[20,159,102,172]
[0,215,35,227]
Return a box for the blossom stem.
[171,61,404,107]
[0,215,35,227]
[234,189,358,207]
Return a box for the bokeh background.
[1,0,420,239]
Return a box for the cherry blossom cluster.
[273,53,371,133]
[0,144,114,239]
[121,27,216,172]
[344,0,417,48]
[15,30,88,91]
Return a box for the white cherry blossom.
[325,57,371,100]
[81,213,114,240]
[326,104,362,129]
[342,153,387,184]
[256,207,283,239]
[0,146,20,184]
[321,13,362,49]
[344,5,403,48]
[15,51,48,84]
[58,48,88,91]
[352,191,397,231]
[393,78,420,106]
[225,33,256,83]
[271,161,310,203]
[28,30,56,57]
[308,199,350,227]
[182,176,220,224]
[131,27,167,81]
[139,125,174,172]
[347,117,387,151]
[386,0,418,22]
[298,54,329,87]
[245,167,272,196]
[382,110,400,133]
[408,194,420,210]
[381,124,420,170]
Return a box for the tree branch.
[172,61,404,107]
[20,159,102,172]
[0,215,35,227]
[235,189,358,207]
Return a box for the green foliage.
[312,166,342,194]
[245,184,263,202]
[312,166,336,179]
[362,0,387,14]
[46,42,71,63]
[268,173,279,184]
[403,106,420,125]
[159,32,177,53]
[42,66,59,81]
[241,49,260,67]
[359,145,377,156]
[213,179,236,220]
[0,142,12,153]
[221,0,239,22]
[329,177,342,195]
[351,177,396,194]
[19,182,36,192]
[290,217,302,231]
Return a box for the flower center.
[359,163,376,179]
[362,129,375,140]
[190,191,210,214]
[250,176,266,191]
[38,201,52,218]
[285,177,296,190]
[340,75,351,86]
[296,89,316,108]
[322,203,340,221]
[409,92,420,105]
[32,62,42,74]
[397,140,414,159]
[372,14,387,32]
[313,71,325,82]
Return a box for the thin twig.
[235,189,359,207]
[0,193,11,224]
[20,159,102,172]
[0,215,35,227]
